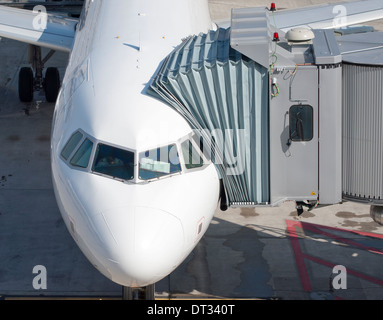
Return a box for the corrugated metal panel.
[342,63,383,203]
[149,28,269,206]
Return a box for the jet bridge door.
[270,66,319,205]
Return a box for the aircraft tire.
[45,67,61,103]
[18,67,34,103]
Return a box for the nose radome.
[101,206,185,287]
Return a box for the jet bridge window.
[289,105,314,142]
[61,131,83,160]
[139,145,181,180]
[93,144,135,181]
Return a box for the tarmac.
[1,0,383,300]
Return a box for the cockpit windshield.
[139,144,181,180]
[93,143,135,181]
[60,130,208,183]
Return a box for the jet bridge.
[149,6,383,211]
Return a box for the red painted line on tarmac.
[286,220,383,294]
[301,222,383,239]
[298,221,383,255]
[286,220,312,292]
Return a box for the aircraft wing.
[0,6,78,52]
[215,0,383,31]
[273,0,383,32]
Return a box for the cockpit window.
[61,131,83,160]
[139,144,181,180]
[181,139,204,169]
[93,143,134,181]
[70,138,93,168]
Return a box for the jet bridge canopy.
[148,25,270,206]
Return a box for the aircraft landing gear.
[296,200,319,216]
[18,45,60,103]
[370,205,383,225]
[219,179,228,211]
[122,284,155,300]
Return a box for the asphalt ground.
[1,0,383,301]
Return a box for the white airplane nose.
[101,206,185,287]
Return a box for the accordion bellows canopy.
[149,28,270,206]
